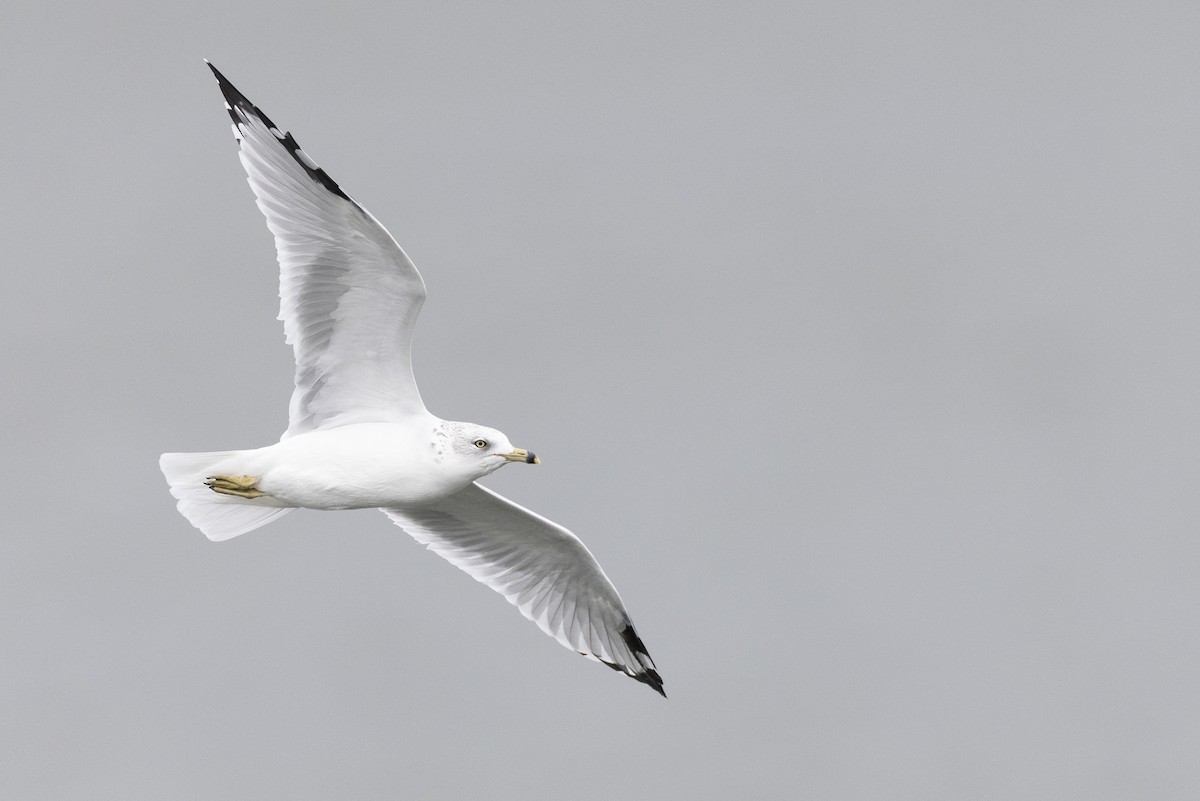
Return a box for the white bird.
[160,62,664,696]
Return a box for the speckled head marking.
[442,421,509,457]
[431,420,539,471]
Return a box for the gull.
[159,62,664,697]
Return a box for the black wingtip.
[602,622,666,698]
[203,62,355,204]
[204,60,231,92]
[599,656,666,697]
[642,669,668,699]
[205,61,265,126]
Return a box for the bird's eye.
[473,439,489,449]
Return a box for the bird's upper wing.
[383,483,665,696]
[207,62,428,437]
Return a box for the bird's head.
[443,422,539,478]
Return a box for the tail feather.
[159,450,293,541]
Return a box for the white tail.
[159,450,293,541]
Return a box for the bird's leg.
[205,474,266,499]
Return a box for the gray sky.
[3,1,1200,798]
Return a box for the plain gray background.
[3,1,1199,798]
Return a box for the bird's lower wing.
[382,483,664,696]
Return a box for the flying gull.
[159,62,664,697]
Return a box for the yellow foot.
[205,474,266,499]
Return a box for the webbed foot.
[205,474,266,499]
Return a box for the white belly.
[245,422,469,509]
